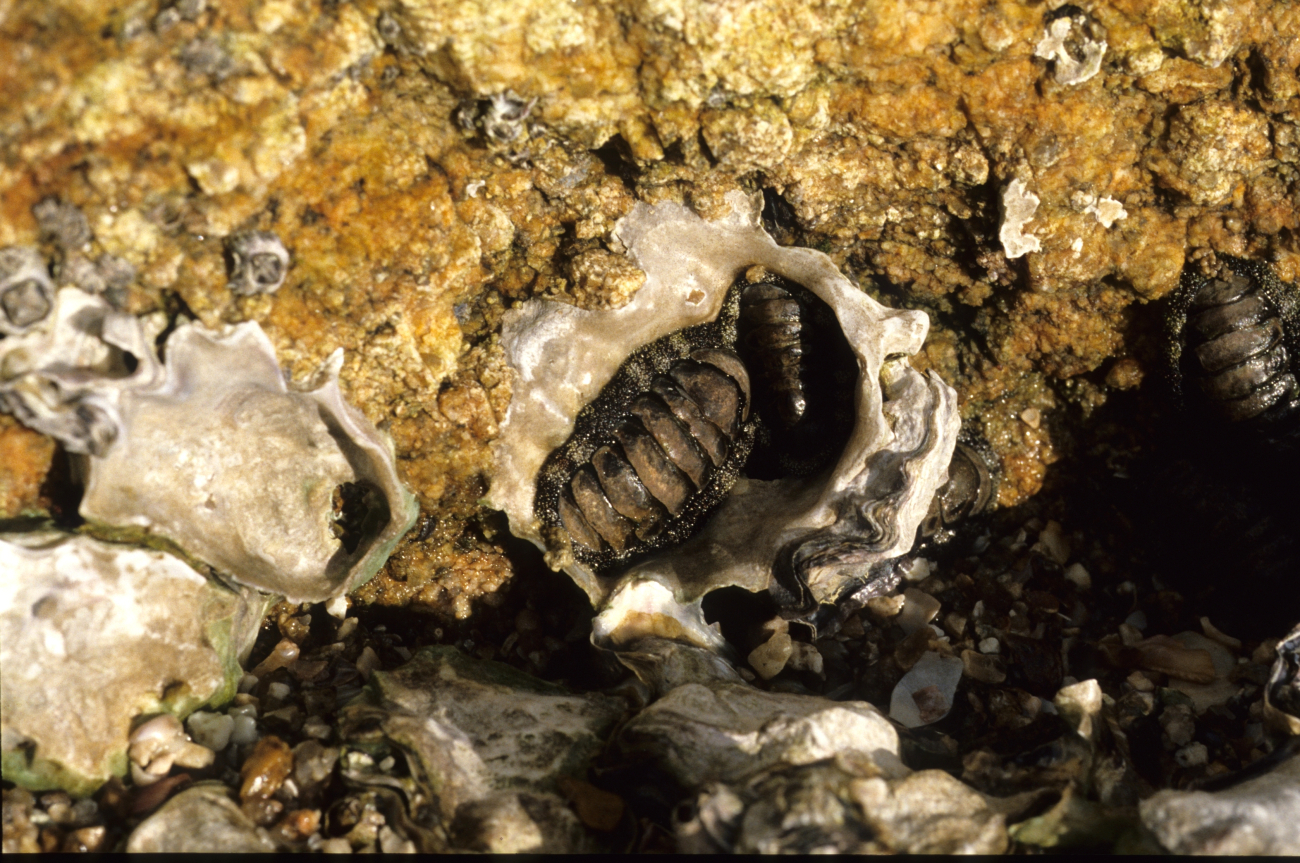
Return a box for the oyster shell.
[0,282,418,602]
[489,193,959,649]
[0,532,267,796]
[79,320,419,602]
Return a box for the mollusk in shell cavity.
[1167,256,1300,430]
[489,194,960,653]
[0,285,418,603]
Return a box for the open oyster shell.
[79,321,419,603]
[1,284,418,603]
[489,193,959,650]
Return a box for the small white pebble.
[321,837,352,854]
[229,712,259,745]
[238,673,259,694]
[267,682,291,701]
[1020,407,1041,429]
[979,637,1000,654]
[378,756,396,772]
[187,711,235,751]
[325,595,348,619]
[1124,610,1148,631]
[1064,563,1091,590]
[303,716,332,741]
[337,617,358,640]
[1175,742,1208,768]
[356,646,381,680]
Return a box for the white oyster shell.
[78,321,419,603]
[490,193,959,649]
[0,532,266,796]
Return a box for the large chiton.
[535,285,756,574]
[489,193,959,651]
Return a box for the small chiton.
[535,283,757,574]
[1168,256,1300,426]
[737,268,856,480]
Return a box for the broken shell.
[0,247,55,336]
[489,193,959,651]
[1265,623,1300,736]
[225,231,290,296]
[78,320,419,602]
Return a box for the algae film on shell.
[489,194,960,651]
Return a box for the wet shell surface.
[489,194,960,649]
[0,282,418,603]
[78,321,419,603]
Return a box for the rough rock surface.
[4,0,1297,614]
[337,646,624,852]
[1139,753,1300,855]
[125,783,278,852]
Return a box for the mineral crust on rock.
[0,533,265,796]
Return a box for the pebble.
[187,711,235,751]
[978,637,1000,654]
[897,588,941,636]
[240,736,293,801]
[1174,742,1209,768]
[961,649,1006,684]
[1063,563,1091,590]
[889,652,964,728]
[748,631,793,680]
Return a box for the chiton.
[737,269,856,480]
[535,283,755,573]
[535,266,863,577]
[1168,256,1300,426]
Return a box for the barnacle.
[489,194,959,652]
[0,285,160,454]
[0,247,55,336]
[225,230,290,296]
